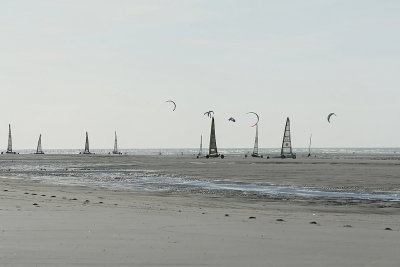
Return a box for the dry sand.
[0,154,399,266]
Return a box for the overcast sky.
[1,0,399,149]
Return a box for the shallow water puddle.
[4,167,400,201]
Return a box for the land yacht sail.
[197,134,202,158]
[35,134,44,154]
[206,117,224,158]
[82,132,92,154]
[112,131,121,154]
[280,117,296,159]
[251,124,262,158]
[6,124,16,154]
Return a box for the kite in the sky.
[327,112,336,123]
[204,111,214,118]
[228,117,236,122]
[246,112,259,127]
[165,100,176,111]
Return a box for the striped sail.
[209,117,218,155]
[281,117,292,156]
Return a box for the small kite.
[165,100,176,111]
[246,112,259,127]
[228,117,236,122]
[327,112,336,123]
[204,111,214,118]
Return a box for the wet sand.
[0,154,399,266]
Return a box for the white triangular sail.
[7,124,12,153]
[209,117,218,155]
[35,134,44,154]
[281,117,293,156]
[113,131,119,154]
[198,134,203,156]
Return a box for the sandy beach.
[1,154,399,266]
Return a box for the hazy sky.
[1,0,399,149]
